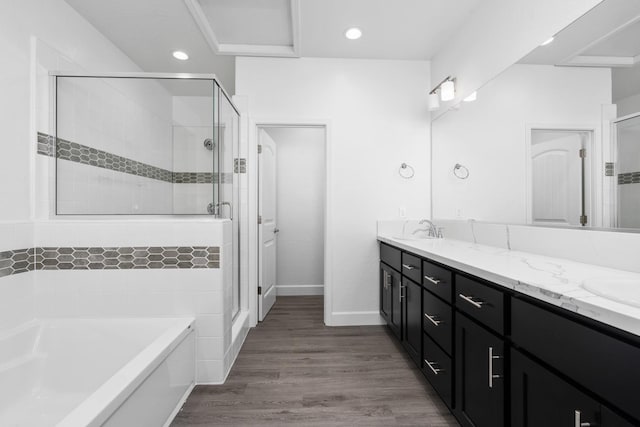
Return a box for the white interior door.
[530,131,587,226]
[258,129,277,321]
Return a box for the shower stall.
[50,72,242,318]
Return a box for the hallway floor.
[171,296,458,426]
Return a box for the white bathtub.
[0,317,195,427]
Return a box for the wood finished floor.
[171,296,459,426]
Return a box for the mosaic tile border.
[37,133,234,184]
[0,246,220,278]
[0,249,35,278]
[618,172,640,185]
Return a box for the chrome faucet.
[413,219,443,238]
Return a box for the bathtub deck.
[171,296,458,426]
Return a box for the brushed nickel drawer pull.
[424,276,441,285]
[574,410,591,427]
[488,346,502,388]
[459,293,484,308]
[424,313,442,326]
[424,359,443,375]
[402,264,416,271]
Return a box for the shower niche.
[52,73,239,218]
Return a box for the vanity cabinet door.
[455,313,504,427]
[511,348,600,427]
[380,262,402,340]
[380,263,392,324]
[402,277,422,365]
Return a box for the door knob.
[274,228,280,234]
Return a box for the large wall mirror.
[432,0,640,230]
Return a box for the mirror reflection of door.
[530,129,592,226]
[616,115,640,229]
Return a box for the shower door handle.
[219,201,233,220]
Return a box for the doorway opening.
[526,128,594,227]
[257,125,327,321]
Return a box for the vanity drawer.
[512,297,640,422]
[422,260,453,302]
[380,243,401,272]
[401,252,422,284]
[456,275,504,335]
[422,332,453,409]
[423,289,452,356]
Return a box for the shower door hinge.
[605,162,615,176]
[258,144,262,154]
[258,286,262,295]
[258,215,262,225]
[580,215,588,226]
[579,148,587,158]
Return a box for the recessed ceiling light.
[172,51,189,61]
[540,37,554,46]
[345,27,362,40]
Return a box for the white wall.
[0,223,35,332]
[432,64,611,224]
[613,65,640,117]
[0,0,248,384]
[431,0,603,111]
[33,219,242,384]
[264,127,325,296]
[236,57,431,325]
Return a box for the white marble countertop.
[378,235,640,337]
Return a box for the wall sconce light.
[440,79,455,101]
[428,93,440,111]
[428,76,456,110]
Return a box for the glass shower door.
[616,114,640,229]
[217,84,241,319]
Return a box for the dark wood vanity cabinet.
[511,297,640,426]
[378,241,639,427]
[380,262,401,340]
[402,276,422,365]
[510,348,635,427]
[455,311,505,427]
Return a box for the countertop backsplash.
[378,219,640,274]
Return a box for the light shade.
[172,51,189,60]
[440,80,455,101]
[463,91,477,102]
[540,37,554,46]
[345,27,362,40]
[428,93,440,111]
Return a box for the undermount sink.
[581,277,640,308]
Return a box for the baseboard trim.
[276,284,324,296]
[327,310,386,326]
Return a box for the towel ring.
[399,163,415,179]
[453,163,469,179]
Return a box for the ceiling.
[64,0,481,94]
[519,0,640,68]
[518,0,640,103]
[64,0,237,93]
